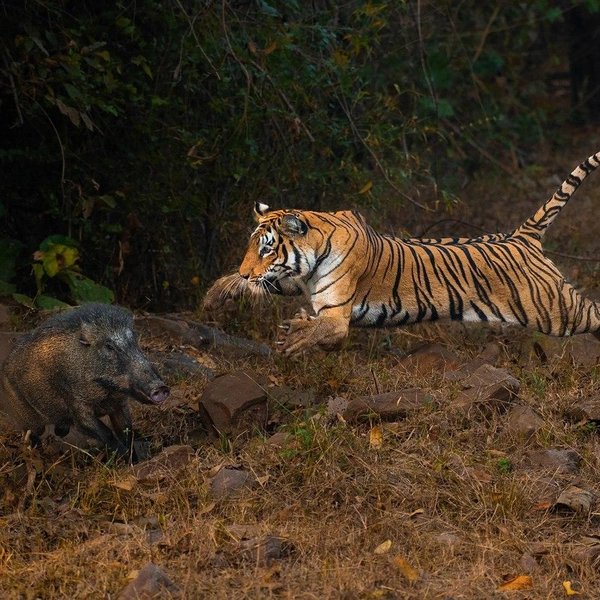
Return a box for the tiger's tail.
[517,152,600,239]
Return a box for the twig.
[336,92,431,211]
[2,47,23,126]
[472,5,501,64]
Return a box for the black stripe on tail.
[517,152,600,238]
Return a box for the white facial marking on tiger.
[206,152,600,355]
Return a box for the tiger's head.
[239,202,314,293]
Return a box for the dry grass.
[5,141,600,598]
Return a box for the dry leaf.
[392,557,418,582]
[197,502,216,515]
[563,581,581,595]
[531,501,552,511]
[497,574,533,591]
[358,181,373,194]
[112,476,137,491]
[264,41,277,55]
[374,540,392,554]
[369,426,383,449]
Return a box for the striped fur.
[211,152,600,355]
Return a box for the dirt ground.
[4,139,600,598]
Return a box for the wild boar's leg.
[72,403,129,457]
[109,402,135,461]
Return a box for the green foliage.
[0,0,593,309]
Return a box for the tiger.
[203,152,600,356]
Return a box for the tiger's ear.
[281,214,308,236]
[254,202,270,220]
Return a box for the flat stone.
[397,343,461,377]
[444,343,501,382]
[505,405,544,439]
[148,351,214,381]
[564,394,600,422]
[525,449,581,475]
[210,468,256,500]
[523,333,600,368]
[235,535,289,567]
[135,315,270,358]
[328,388,435,422]
[199,371,269,436]
[519,553,538,573]
[451,364,520,415]
[117,562,180,599]
[132,445,195,485]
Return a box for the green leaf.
[63,273,114,303]
[0,280,16,296]
[12,293,36,308]
[35,295,71,310]
[39,235,78,252]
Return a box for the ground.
[3,138,600,598]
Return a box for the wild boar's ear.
[79,322,95,346]
[281,214,308,236]
[254,202,270,220]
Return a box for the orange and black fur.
[204,152,600,355]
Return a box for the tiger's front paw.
[277,313,317,356]
[276,313,349,356]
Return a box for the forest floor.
[4,137,600,598]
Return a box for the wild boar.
[0,303,169,460]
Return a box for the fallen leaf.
[497,574,533,591]
[563,581,581,595]
[112,476,137,491]
[369,426,383,449]
[531,501,552,511]
[392,556,418,582]
[197,502,216,515]
[374,540,392,554]
[358,181,373,194]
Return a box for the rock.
[135,315,271,358]
[519,553,538,573]
[397,344,461,377]
[564,394,600,422]
[117,562,180,599]
[149,351,214,381]
[132,445,195,485]
[268,384,316,409]
[504,405,544,439]
[523,333,600,368]
[554,485,593,513]
[210,468,256,500]
[266,431,293,446]
[567,535,600,563]
[235,535,290,567]
[327,388,434,422]
[444,343,501,382]
[198,371,269,436]
[525,449,581,475]
[451,364,520,415]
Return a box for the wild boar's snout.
[150,385,170,404]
